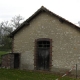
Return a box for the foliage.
[0,15,24,51]
[0,69,78,80]
[0,51,8,57]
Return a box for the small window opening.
[37,41,50,48]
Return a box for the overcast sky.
[0,0,80,26]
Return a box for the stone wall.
[13,12,80,73]
[1,53,14,69]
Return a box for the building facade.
[2,6,80,75]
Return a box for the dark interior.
[36,41,50,70]
[14,54,20,68]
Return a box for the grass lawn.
[0,51,8,56]
[0,69,78,80]
[0,51,8,58]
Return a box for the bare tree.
[78,21,80,27]
[0,23,3,45]
[0,21,13,50]
[11,15,24,28]
[0,21,13,34]
[0,15,24,50]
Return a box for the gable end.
[9,6,80,38]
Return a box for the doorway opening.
[35,39,51,70]
[14,53,20,69]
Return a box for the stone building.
[2,6,80,75]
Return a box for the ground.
[0,69,78,80]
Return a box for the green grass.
[0,69,78,80]
[0,51,8,56]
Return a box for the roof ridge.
[9,6,80,38]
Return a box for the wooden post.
[76,64,77,79]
